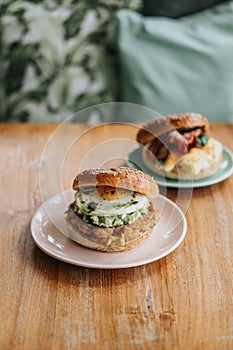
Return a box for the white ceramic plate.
[126,145,233,188]
[30,190,187,269]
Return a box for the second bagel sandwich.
[137,113,223,180]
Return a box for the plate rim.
[30,191,187,269]
[126,144,233,189]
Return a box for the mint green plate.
[126,145,233,188]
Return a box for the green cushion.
[115,2,233,122]
[142,0,227,18]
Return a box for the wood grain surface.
[0,123,232,350]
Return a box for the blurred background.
[0,0,232,123]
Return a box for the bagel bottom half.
[142,137,223,180]
[65,202,160,252]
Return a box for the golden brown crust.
[137,112,210,145]
[65,202,160,252]
[72,167,159,198]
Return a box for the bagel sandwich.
[65,167,160,252]
[137,113,223,180]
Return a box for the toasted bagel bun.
[65,202,160,252]
[66,167,160,252]
[73,167,159,198]
[137,112,210,145]
[142,137,223,180]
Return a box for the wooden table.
[1,122,233,350]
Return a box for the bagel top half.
[73,167,159,198]
[137,112,210,145]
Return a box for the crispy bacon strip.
[146,127,205,160]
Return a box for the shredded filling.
[71,200,150,228]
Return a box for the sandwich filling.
[71,186,150,228]
[146,127,208,161]
[145,127,209,171]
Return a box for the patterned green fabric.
[0,0,141,122]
